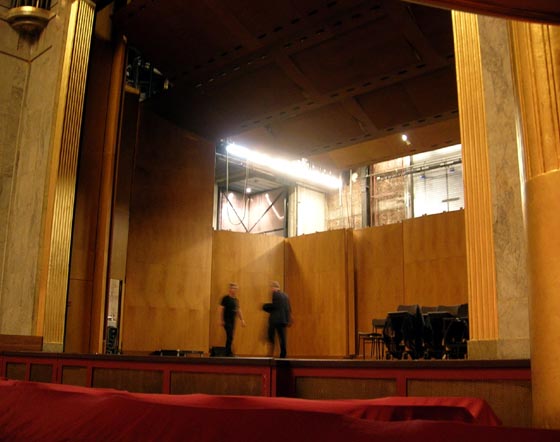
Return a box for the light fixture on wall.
[226,143,341,191]
[401,134,412,147]
[6,0,54,36]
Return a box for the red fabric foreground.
[0,380,558,442]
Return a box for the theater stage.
[0,351,531,427]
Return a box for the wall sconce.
[6,0,54,36]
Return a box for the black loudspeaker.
[105,326,118,354]
[210,346,227,357]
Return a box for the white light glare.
[226,143,341,190]
[401,133,411,146]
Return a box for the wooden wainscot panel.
[210,230,284,357]
[29,364,54,383]
[92,367,163,393]
[170,372,262,396]
[6,363,26,380]
[295,377,397,399]
[403,211,467,307]
[122,107,215,353]
[354,224,404,334]
[61,366,88,386]
[408,378,532,428]
[285,230,352,357]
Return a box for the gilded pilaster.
[452,11,498,345]
[511,23,560,178]
[39,0,95,351]
[510,21,560,429]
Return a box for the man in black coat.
[266,281,292,358]
[219,283,245,356]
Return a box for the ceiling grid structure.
[114,0,460,170]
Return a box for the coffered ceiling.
[113,0,461,171]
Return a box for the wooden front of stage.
[0,352,531,427]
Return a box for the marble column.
[0,0,94,351]
[452,12,529,359]
[0,1,73,336]
[510,20,560,429]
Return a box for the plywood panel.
[346,230,356,355]
[64,279,92,354]
[210,230,284,357]
[122,108,214,353]
[404,256,468,307]
[109,89,139,280]
[403,211,467,308]
[285,230,351,357]
[404,211,466,262]
[354,224,404,336]
[66,38,113,352]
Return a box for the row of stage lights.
[225,133,415,192]
[225,143,342,191]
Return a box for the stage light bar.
[226,143,341,190]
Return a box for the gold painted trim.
[452,11,498,342]
[510,21,560,180]
[38,0,95,349]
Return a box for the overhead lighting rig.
[226,143,341,191]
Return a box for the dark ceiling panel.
[408,3,455,58]
[291,19,418,93]
[114,0,459,168]
[195,64,306,123]
[358,84,422,129]
[357,66,458,130]
[222,0,367,40]
[263,103,365,155]
[402,66,458,116]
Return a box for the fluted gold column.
[38,0,95,352]
[452,12,499,350]
[510,21,560,429]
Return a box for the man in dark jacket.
[219,283,245,356]
[266,281,292,358]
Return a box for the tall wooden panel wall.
[66,38,114,354]
[354,211,467,339]
[122,107,215,353]
[209,231,284,356]
[403,211,467,307]
[354,224,404,334]
[285,230,354,357]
